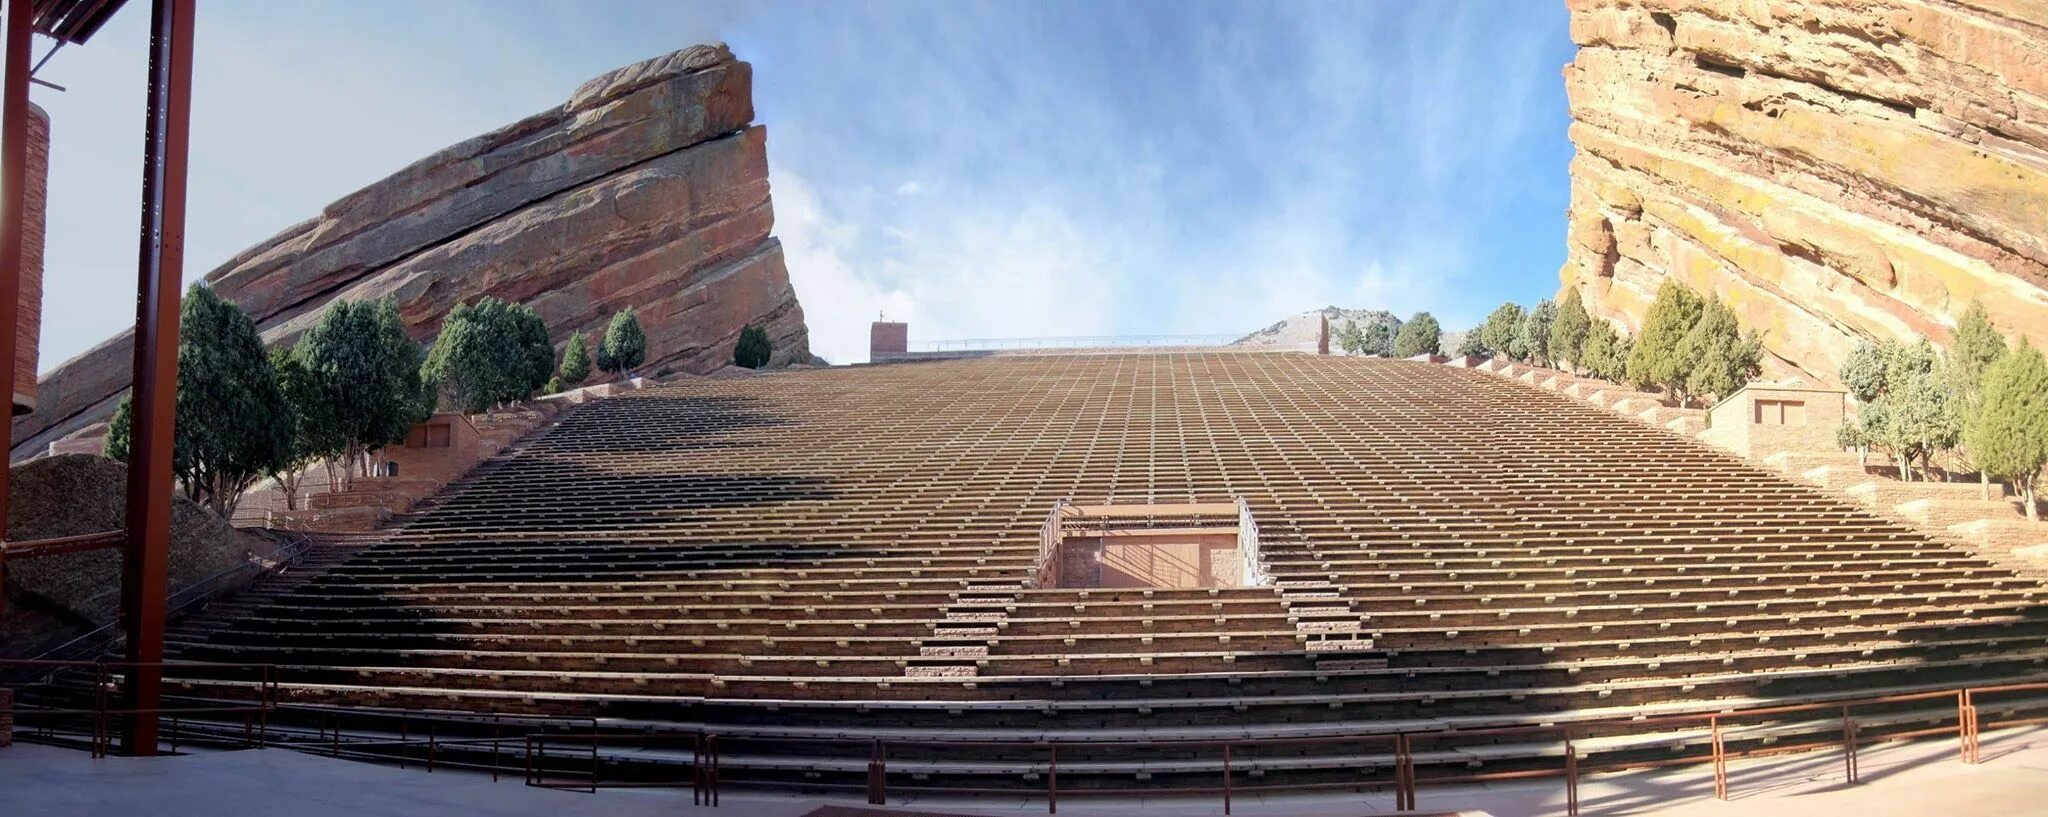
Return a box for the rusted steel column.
[119,0,197,757]
[0,0,35,623]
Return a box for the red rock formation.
[1560,0,2048,384]
[14,44,810,460]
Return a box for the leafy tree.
[421,297,554,412]
[1393,312,1442,358]
[1361,321,1396,357]
[1624,281,1703,399]
[1838,338,1960,481]
[1480,302,1527,361]
[1965,340,2048,521]
[103,284,292,517]
[1516,299,1557,367]
[266,346,335,511]
[1676,298,1762,403]
[1549,289,1591,373]
[556,329,591,387]
[734,323,773,369]
[1335,320,1365,355]
[597,308,647,378]
[297,298,432,485]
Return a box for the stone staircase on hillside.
[906,582,1018,678]
[164,534,377,648]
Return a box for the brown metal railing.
[0,658,275,756]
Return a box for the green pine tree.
[1393,312,1442,358]
[734,323,773,369]
[1480,302,1527,361]
[557,329,592,386]
[1965,340,2048,521]
[1625,281,1703,399]
[598,308,648,378]
[1549,289,1591,373]
[1516,300,1556,367]
[1361,321,1397,357]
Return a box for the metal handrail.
[13,532,316,676]
[1030,499,1067,588]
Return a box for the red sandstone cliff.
[1560,0,2048,383]
[13,43,810,460]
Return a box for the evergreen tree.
[1676,298,1762,403]
[102,284,292,516]
[734,323,773,369]
[1480,302,1527,361]
[1454,329,1489,358]
[1336,320,1366,355]
[1516,300,1557,367]
[297,298,432,484]
[1361,321,1396,357]
[1393,312,1442,358]
[1549,289,1591,373]
[556,329,592,386]
[1624,281,1703,398]
[1965,341,2048,521]
[421,297,554,413]
[597,308,648,378]
[1580,321,1619,380]
[1947,300,2009,496]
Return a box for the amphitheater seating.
[159,353,2048,790]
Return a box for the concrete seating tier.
[162,353,2048,790]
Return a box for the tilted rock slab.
[14,44,810,460]
[1559,0,2048,383]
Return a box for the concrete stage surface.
[2,726,2044,816]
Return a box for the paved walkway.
[2,726,2043,816]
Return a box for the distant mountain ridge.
[1235,306,1468,355]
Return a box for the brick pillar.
[870,321,907,361]
[0,687,13,746]
[11,102,44,416]
[1317,314,1330,355]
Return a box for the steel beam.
[119,0,195,756]
[0,0,36,623]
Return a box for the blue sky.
[30,1,1575,366]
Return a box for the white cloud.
[775,173,913,364]
[893,181,924,196]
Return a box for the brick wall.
[870,321,907,361]
[13,103,46,416]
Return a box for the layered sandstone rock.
[14,44,810,460]
[1560,0,2048,383]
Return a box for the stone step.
[933,627,999,638]
[1296,619,1364,633]
[944,611,1007,622]
[1317,657,1390,670]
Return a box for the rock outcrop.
[13,43,810,460]
[1560,0,2048,383]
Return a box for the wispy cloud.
[31,1,1573,368]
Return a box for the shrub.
[1360,321,1396,357]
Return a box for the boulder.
[14,43,810,460]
